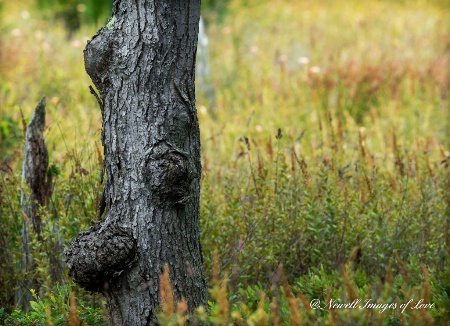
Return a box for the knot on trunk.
[64,222,136,292]
[84,28,114,95]
[146,152,190,205]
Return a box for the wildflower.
[309,66,321,74]
[199,105,207,115]
[278,54,287,63]
[21,11,30,20]
[298,56,310,65]
[35,31,44,40]
[71,40,81,48]
[42,41,50,51]
[11,29,21,37]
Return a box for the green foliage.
[201,130,449,287]
[175,259,448,324]
[0,173,22,309]
[1,284,106,325]
[35,0,112,30]
[34,0,232,31]
[0,108,22,164]
[202,0,231,23]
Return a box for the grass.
[1,0,449,324]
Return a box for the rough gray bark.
[16,96,52,310]
[64,1,206,324]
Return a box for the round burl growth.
[146,153,191,204]
[64,223,136,292]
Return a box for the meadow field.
[1,0,449,324]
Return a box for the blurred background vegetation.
[35,0,112,34]
[0,0,449,324]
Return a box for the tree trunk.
[65,1,206,324]
[16,96,52,311]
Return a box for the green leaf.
[30,301,40,311]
